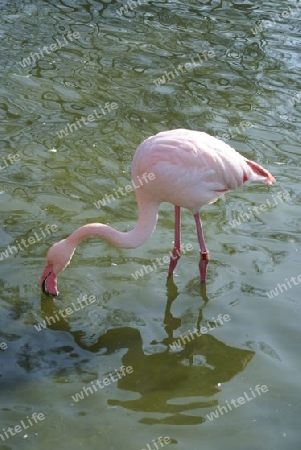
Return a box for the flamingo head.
[40,239,75,296]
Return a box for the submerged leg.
[168,206,181,277]
[193,212,210,282]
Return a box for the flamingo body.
[40,129,275,296]
[132,129,274,210]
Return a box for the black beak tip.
[41,278,49,295]
[41,277,59,297]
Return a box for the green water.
[1,0,301,449]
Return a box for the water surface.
[1,0,301,449]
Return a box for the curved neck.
[66,201,160,249]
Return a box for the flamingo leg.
[168,206,181,276]
[193,212,210,282]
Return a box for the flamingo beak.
[40,266,59,296]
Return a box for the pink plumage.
[40,129,275,296]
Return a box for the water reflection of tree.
[41,277,254,425]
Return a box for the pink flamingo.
[40,129,275,296]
